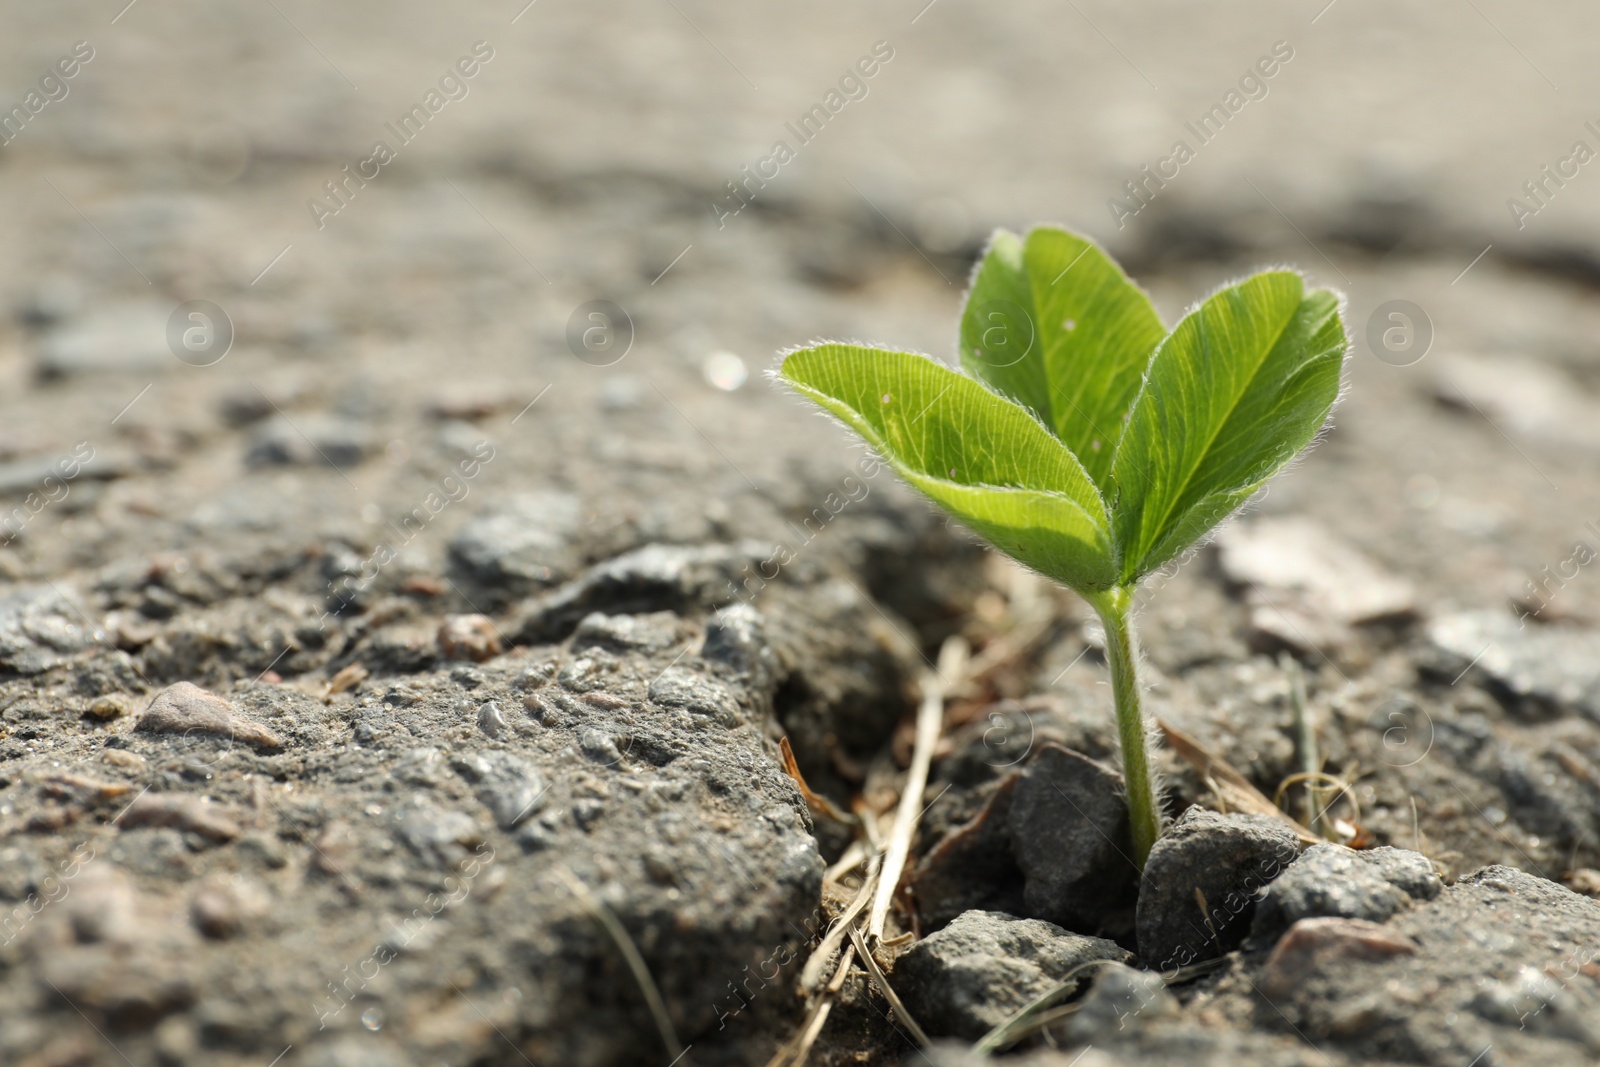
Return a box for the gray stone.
[1136,808,1300,972]
[0,448,128,496]
[137,681,282,749]
[571,610,683,652]
[892,909,1132,1040]
[556,653,613,693]
[451,750,547,828]
[513,541,767,642]
[578,726,626,766]
[1252,844,1442,940]
[912,772,1024,931]
[36,301,172,377]
[701,602,777,691]
[1363,846,1444,902]
[390,795,482,868]
[476,699,507,737]
[0,583,106,674]
[394,746,446,786]
[647,665,743,727]
[1215,517,1415,654]
[1064,961,1179,1045]
[1006,744,1138,935]
[245,413,370,468]
[1427,611,1600,721]
[1469,964,1600,1052]
[1245,866,1600,1063]
[447,491,585,595]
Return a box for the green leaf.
[960,226,1166,489]
[778,343,1118,594]
[1110,272,1348,583]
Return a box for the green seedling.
[777,225,1349,866]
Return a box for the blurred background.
[2,0,1598,617]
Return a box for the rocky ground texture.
[6,2,1600,1066]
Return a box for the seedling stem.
[1088,586,1161,867]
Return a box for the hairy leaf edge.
[1110,269,1353,582]
[768,341,1119,588]
[957,224,1167,419]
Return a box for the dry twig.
[778,736,858,825]
[800,867,878,993]
[1159,719,1321,845]
[766,943,856,1067]
[847,921,931,1047]
[869,636,967,941]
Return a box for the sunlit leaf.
[960,226,1166,489]
[778,343,1117,594]
[1110,272,1347,583]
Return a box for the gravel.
[1007,744,1139,937]
[1426,611,1600,721]
[0,583,106,674]
[1135,807,1301,971]
[892,909,1131,1040]
[446,490,586,600]
[1252,844,1442,941]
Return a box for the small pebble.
[1216,517,1416,654]
[453,750,547,828]
[895,909,1132,1040]
[0,584,107,673]
[573,798,606,830]
[1568,869,1600,898]
[438,614,502,663]
[64,866,142,945]
[578,728,625,766]
[136,681,282,749]
[325,662,369,696]
[477,700,507,737]
[86,694,131,720]
[391,795,483,868]
[191,876,271,939]
[1066,962,1179,1043]
[1137,807,1301,972]
[1260,917,1417,998]
[1009,744,1137,934]
[117,793,242,842]
[447,491,585,594]
[245,413,370,468]
[572,611,683,653]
